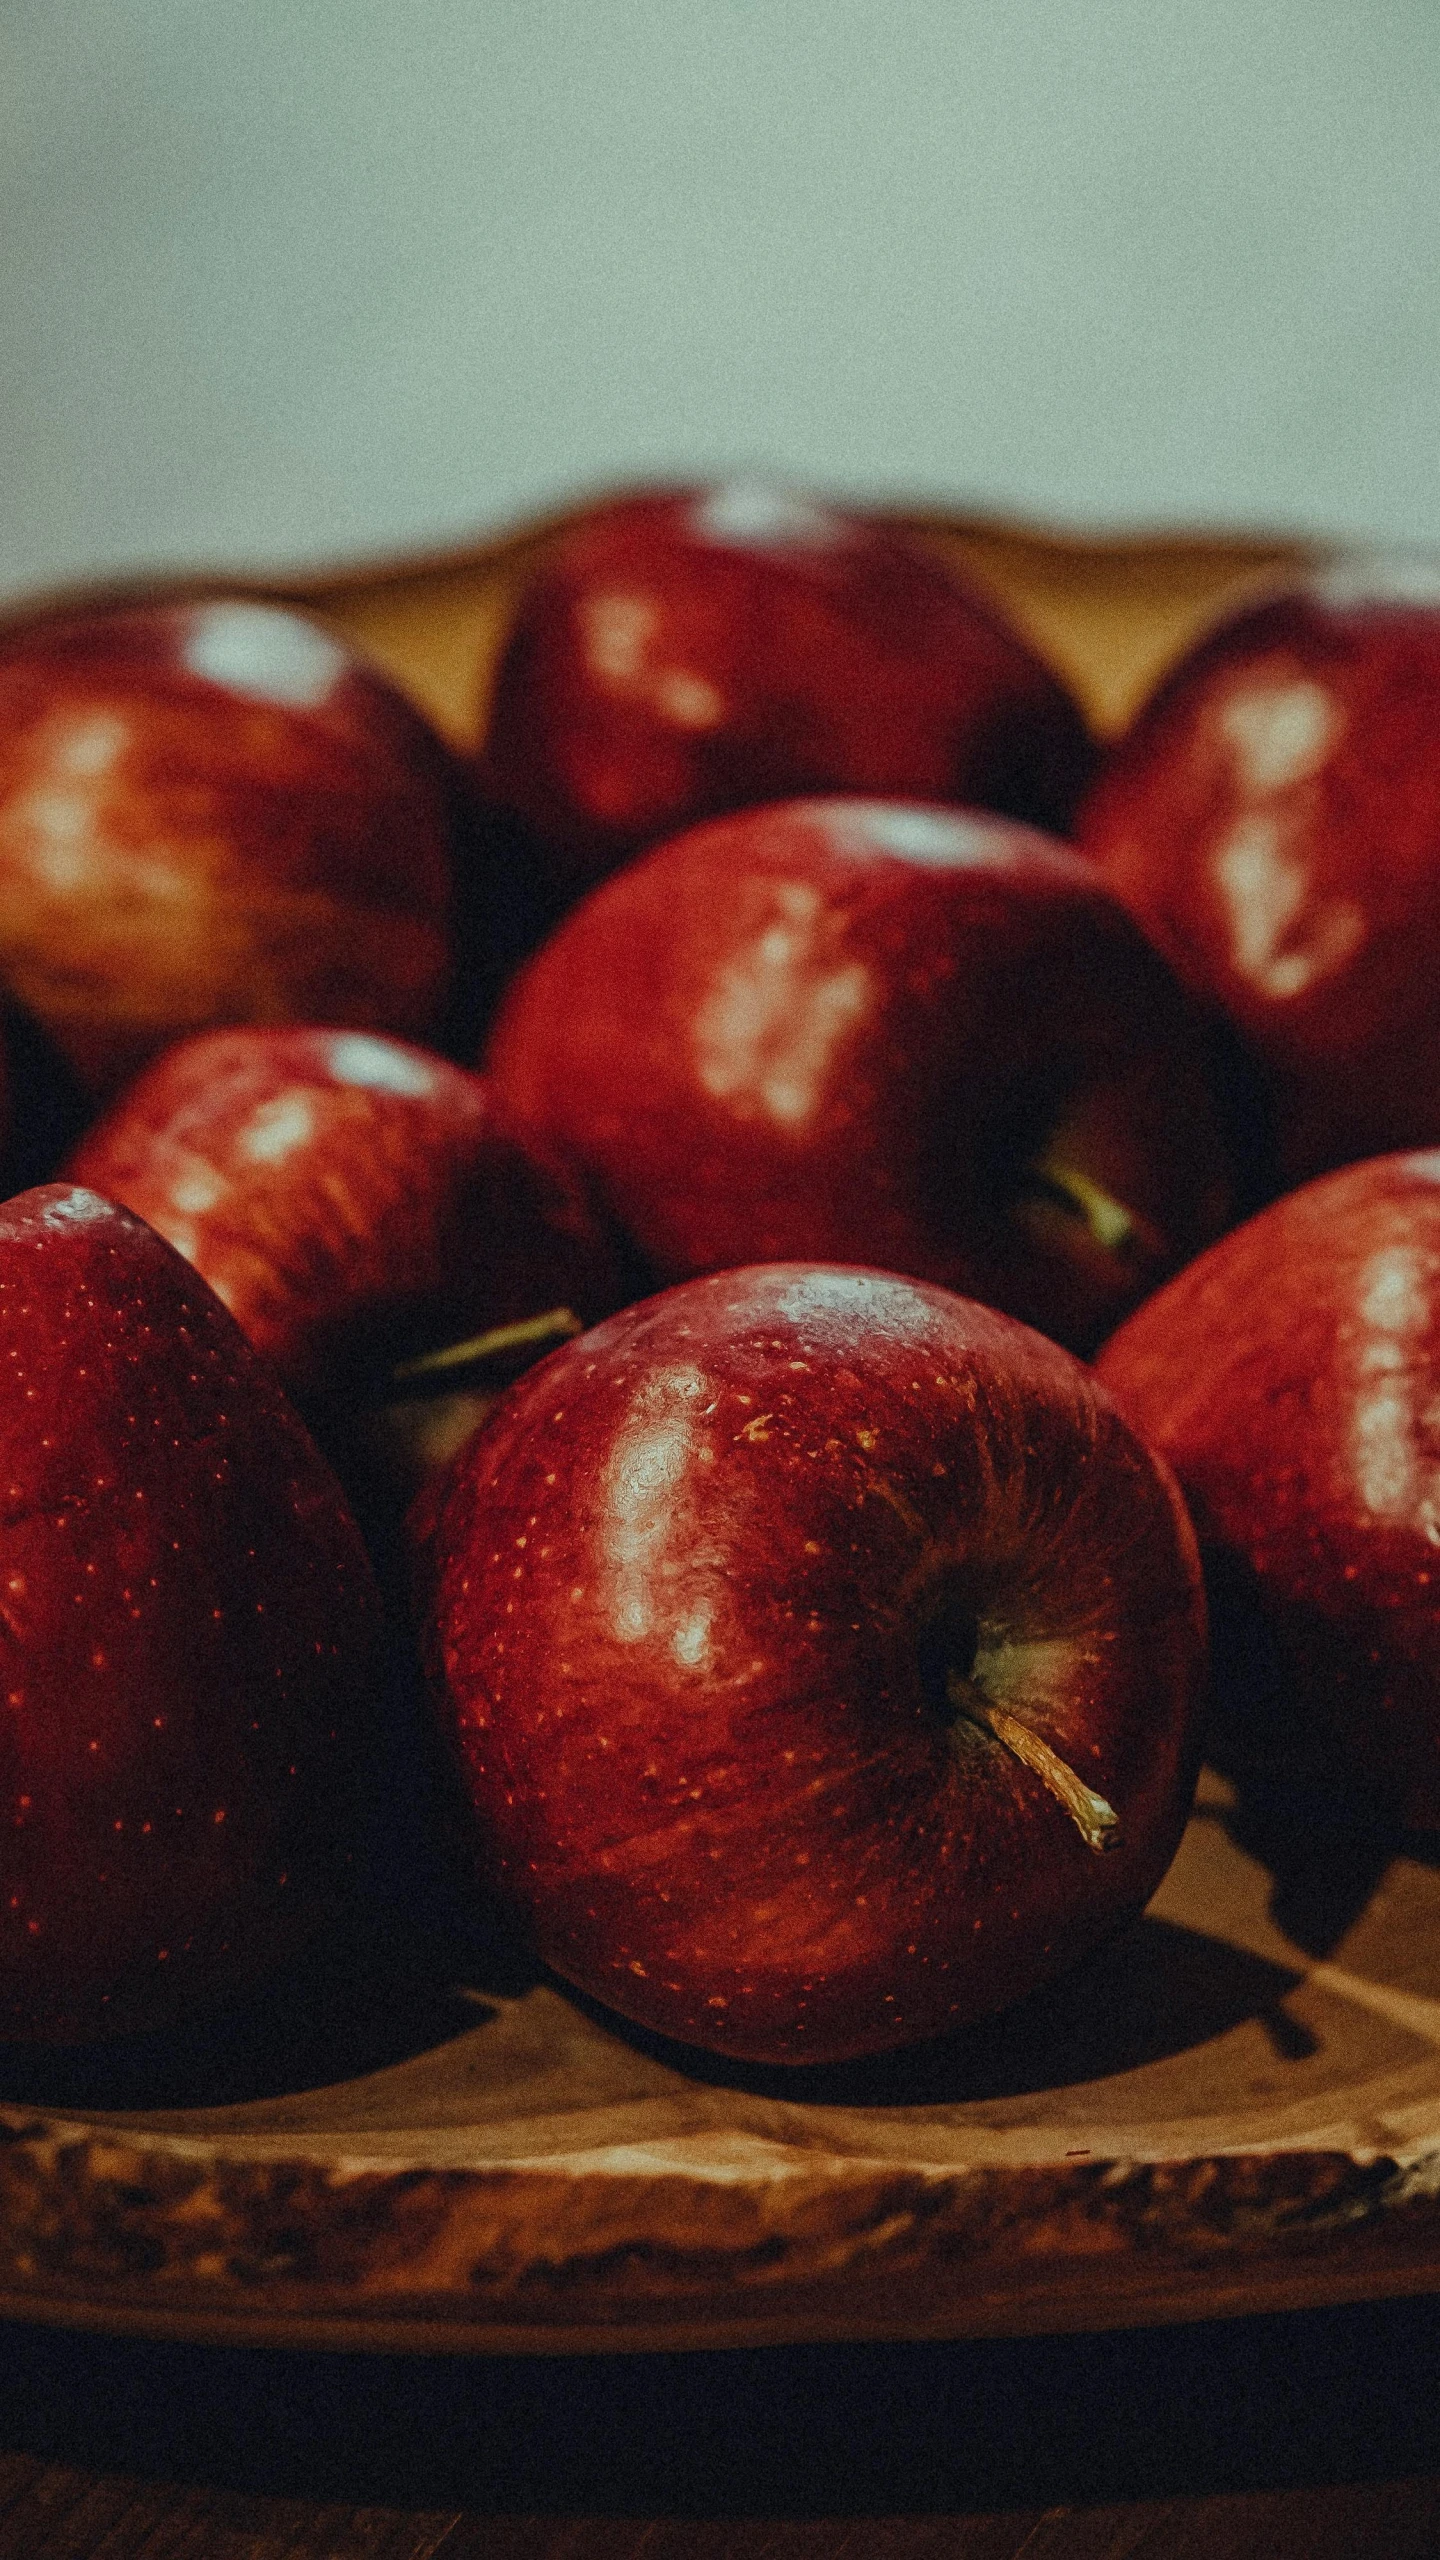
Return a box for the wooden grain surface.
[3,2475,1440,2558]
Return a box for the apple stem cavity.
[946,1671,1120,1853]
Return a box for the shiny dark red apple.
[1096,1150,1440,1827]
[0,597,464,1097]
[483,797,1239,1353]
[65,1027,622,1403]
[0,1185,381,2043]
[419,1263,1208,2065]
[1079,554,1440,1185]
[478,480,1095,906]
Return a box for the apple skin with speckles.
[0,598,464,1099]
[482,798,1240,1355]
[1095,1152,1440,1828]
[0,1184,382,2044]
[478,481,1095,908]
[418,1263,1208,2066]
[1078,557,1440,1186]
[63,1028,624,1404]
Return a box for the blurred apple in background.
[1079,554,1440,1187]
[1096,1151,1440,1829]
[0,1186,382,2044]
[420,1262,1208,2066]
[483,798,1241,1354]
[478,481,1096,909]
[0,597,467,1099]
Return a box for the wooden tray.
[12,501,1438,2361]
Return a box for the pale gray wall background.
[3,0,1439,601]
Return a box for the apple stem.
[947,1673,1120,1853]
[390,1306,583,1392]
[1019,1149,1166,1267]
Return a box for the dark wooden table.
[4,2290,1440,2557]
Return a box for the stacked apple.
[419,1263,1208,2064]
[1076,552,1440,1187]
[8,485,1439,2074]
[0,595,467,1099]
[478,479,1098,909]
[0,1184,382,2043]
[479,796,1241,1357]
[1096,1154,1440,1832]
[65,1026,627,1528]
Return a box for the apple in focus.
[0,598,464,1097]
[1096,1150,1440,1827]
[419,1263,1207,2065]
[1078,554,1440,1185]
[483,798,1241,1354]
[478,480,1096,907]
[0,1185,382,2043]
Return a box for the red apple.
[483,798,1240,1354]
[0,1184,382,2043]
[419,1263,1207,2065]
[1095,1150,1440,1828]
[64,1027,623,1403]
[1078,554,1440,1185]
[478,481,1095,906]
[0,597,464,1097]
